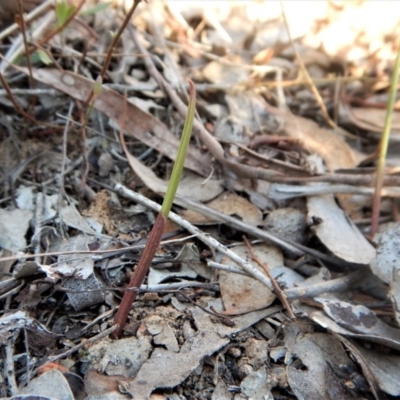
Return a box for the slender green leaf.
[161,80,196,217]
[371,44,400,234]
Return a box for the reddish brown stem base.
[111,213,166,339]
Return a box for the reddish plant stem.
[111,213,166,339]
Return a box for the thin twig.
[175,195,350,267]
[84,0,142,106]
[284,270,364,300]
[177,291,235,326]
[17,0,35,92]
[48,325,118,362]
[243,236,296,320]
[114,183,274,290]
[4,341,18,395]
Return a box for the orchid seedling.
[111,80,196,339]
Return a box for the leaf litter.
[1,1,400,399]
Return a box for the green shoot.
[55,0,76,29]
[111,80,196,339]
[161,80,196,217]
[371,44,400,236]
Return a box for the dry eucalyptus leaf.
[17,369,74,400]
[59,203,103,237]
[202,59,249,84]
[24,68,211,177]
[342,106,400,135]
[307,194,375,264]
[264,102,355,172]
[181,192,263,226]
[123,149,223,203]
[355,344,400,397]
[316,297,400,341]
[62,273,106,311]
[84,369,130,400]
[219,244,280,315]
[370,223,400,284]
[127,330,229,399]
[153,321,180,353]
[286,333,355,400]
[190,299,282,338]
[309,310,400,351]
[0,310,58,347]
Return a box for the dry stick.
[269,183,400,199]
[243,236,296,320]
[266,172,400,187]
[208,261,364,301]
[0,235,198,264]
[4,343,17,395]
[175,195,349,268]
[284,269,364,300]
[114,183,274,290]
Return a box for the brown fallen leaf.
[341,104,400,135]
[180,191,263,226]
[264,102,356,171]
[263,103,367,217]
[18,68,212,177]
